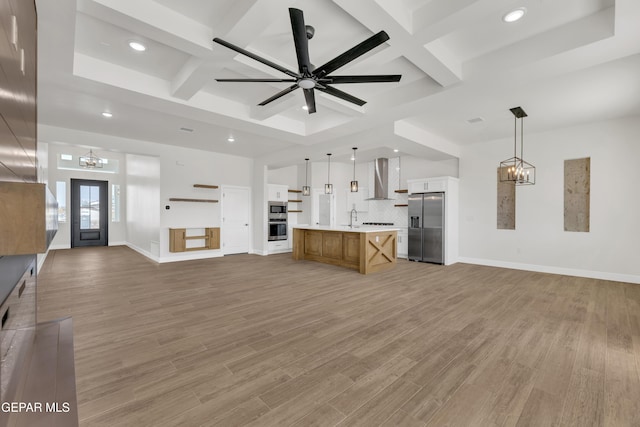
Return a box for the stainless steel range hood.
[366,158,393,200]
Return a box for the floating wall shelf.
[394,189,408,193]
[193,184,219,189]
[289,210,303,213]
[288,189,302,193]
[394,204,408,207]
[288,199,302,203]
[169,198,218,203]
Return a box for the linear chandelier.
[499,106,535,185]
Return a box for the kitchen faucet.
[349,208,358,227]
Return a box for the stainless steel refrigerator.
[408,192,444,264]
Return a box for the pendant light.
[79,149,104,169]
[302,158,310,196]
[325,153,333,194]
[350,147,358,192]
[499,106,535,185]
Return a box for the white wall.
[158,145,252,261]
[126,153,160,260]
[458,116,640,283]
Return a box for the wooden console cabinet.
[169,227,220,252]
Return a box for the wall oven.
[268,202,288,241]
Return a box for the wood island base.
[292,227,397,274]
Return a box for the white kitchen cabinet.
[268,240,290,254]
[345,187,369,212]
[407,178,447,194]
[397,228,408,259]
[267,184,288,202]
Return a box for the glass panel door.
[71,179,108,247]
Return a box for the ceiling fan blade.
[321,75,402,84]
[216,78,297,83]
[289,8,312,75]
[316,85,366,106]
[303,88,316,114]
[313,31,390,78]
[213,38,299,78]
[258,84,299,106]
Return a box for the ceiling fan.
[213,8,401,114]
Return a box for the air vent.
[179,127,194,132]
[466,117,484,124]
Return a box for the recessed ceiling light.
[302,105,308,111]
[227,136,235,143]
[393,149,399,153]
[128,41,146,52]
[503,7,526,23]
[101,111,113,118]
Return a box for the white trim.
[108,241,127,246]
[37,250,50,271]
[250,249,268,256]
[158,250,224,263]
[49,244,70,250]
[126,242,159,263]
[457,257,640,284]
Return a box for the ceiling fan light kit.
[499,106,535,186]
[213,8,401,114]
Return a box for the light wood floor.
[37,246,640,426]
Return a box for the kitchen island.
[292,225,398,274]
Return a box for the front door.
[71,179,108,247]
[222,186,250,254]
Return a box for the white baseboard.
[158,251,224,263]
[250,249,268,256]
[126,243,160,263]
[457,257,640,284]
[109,241,127,246]
[48,244,70,251]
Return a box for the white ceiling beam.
[394,120,460,159]
[172,0,297,102]
[332,0,462,87]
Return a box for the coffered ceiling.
[36,0,640,167]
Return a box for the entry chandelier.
[351,147,358,192]
[499,106,535,185]
[325,153,333,194]
[79,149,104,169]
[302,158,310,196]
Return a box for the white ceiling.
[36,0,640,167]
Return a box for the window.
[111,184,121,222]
[56,181,67,222]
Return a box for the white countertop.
[293,225,401,233]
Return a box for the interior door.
[71,179,108,247]
[222,186,250,254]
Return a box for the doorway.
[221,186,250,254]
[71,179,109,248]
